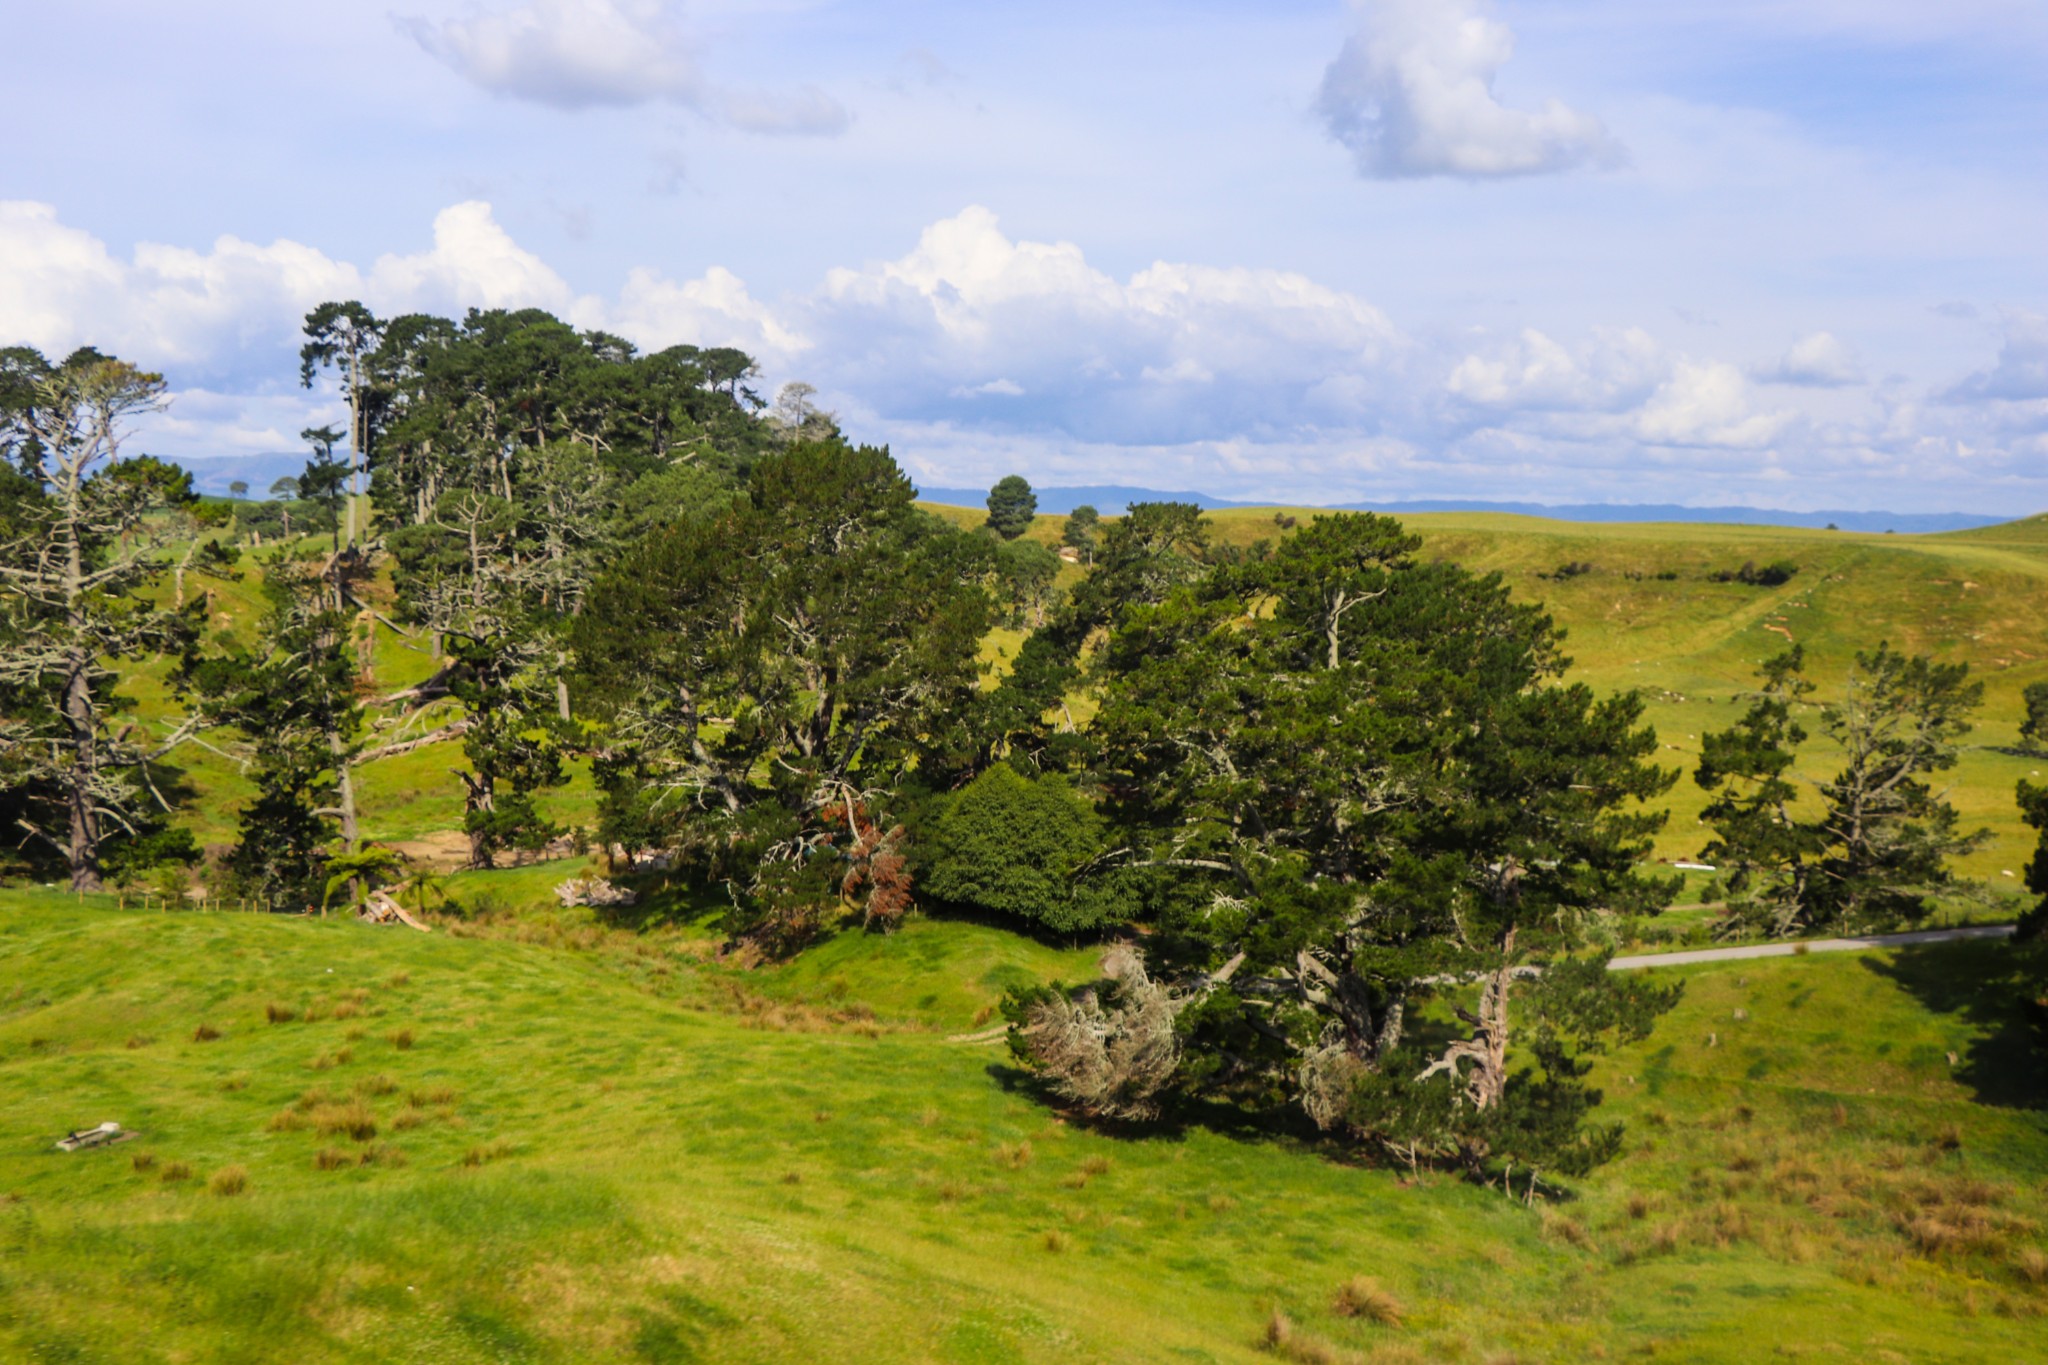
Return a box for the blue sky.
[3,0,2045,511]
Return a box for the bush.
[920,765,1119,933]
[1710,560,1798,587]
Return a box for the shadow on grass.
[1862,939,2048,1110]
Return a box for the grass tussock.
[264,1002,296,1024]
[1042,1229,1071,1253]
[159,1161,192,1184]
[208,1166,247,1197]
[124,1035,152,1049]
[313,1148,351,1171]
[386,971,410,988]
[390,1108,424,1131]
[191,1024,220,1043]
[1541,1212,1595,1252]
[130,1151,154,1172]
[354,1074,398,1098]
[266,1108,308,1133]
[407,1085,458,1108]
[388,1028,415,1051]
[1260,1311,1355,1365]
[357,1144,406,1168]
[994,1140,1034,1170]
[461,1139,514,1168]
[1332,1276,1404,1327]
[310,1100,378,1142]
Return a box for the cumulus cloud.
[1633,361,1790,448]
[1446,326,1663,411]
[1945,311,2048,403]
[0,198,791,419]
[1316,0,1620,179]
[4,198,2039,510]
[1756,330,1863,387]
[398,0,849,132]
[808,206,1406,444]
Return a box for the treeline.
[2,305,2039,1186]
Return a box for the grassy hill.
[1,886,2043,1362]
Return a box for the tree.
[1695,643,1988,936]
[229,480,248,499]
[575,441,994,951]
[1062,504,1100,565]
[984,474,1037,540]
[1809,644,1987,929]
[298,426,348,551]
[0,350,201,890]
[1013,513,1680,1182]
[2020,681,2048,756]
[189,554,362,909]
[768,381,838,445]
[299,302,384,547]
[1695,649,1825,936]
[2015,779,2048,943]
[921,765,1116,934]
[994,536,1061,628]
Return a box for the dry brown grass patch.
[391,1109,424,1131]
[1260,1311,1353,1365]
[208,1166,247,1197]
[407,1085,458,1108]
[130,1151,155,1172]
[310,1099,378,1142]
[2012,1246,2048,1285]
[266,1108,308,1133]
[264,1002,296,1024]
[1332,1276,1403,1326]
[313,1148,351,1171]
[357,1144,407,1168]
[354,1074,398,1098]
[159,1161,192,1184]
[461,1139,514,1167]
[1541,1212,1595,1251]
[388,1028,415,1051]
[124,1035,152,1049]
[993,1140,1034,1170]
[191,1024,220,1043]
[1042,1229,1071,1253]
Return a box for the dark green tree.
[994,536,1061,628]
[1062,504,1100,565]
[575,442,994,950]
[1809,645,1987,929]
[299,302,384,547]
[2016,779,2048,943]
[2020,681,2048,756]
[189,555,363,909]
[1695,649,1825,936]
[298,426,348,551]
[920,765,1115,934]
[984,474,1037,540]
[1012,513,1680,1182]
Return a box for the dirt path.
[1608,923,2015,971]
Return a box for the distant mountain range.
[161,456,2008,535]
[913,485,2008,535]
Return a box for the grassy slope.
[2,889,2044,1363]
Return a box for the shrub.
[920,765,1119,933]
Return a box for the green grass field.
[2,886,2043,1362]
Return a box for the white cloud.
[1447,326,1663,410]
[4,198,2041,511]
[1633,361,1790,448]
[1316,0,1621,179]
[397,0,848,132]
[1945,311,2048,404]
[0,198,791,396]
[1757,330,1863,387]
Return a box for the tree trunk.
[63,655,103,893]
